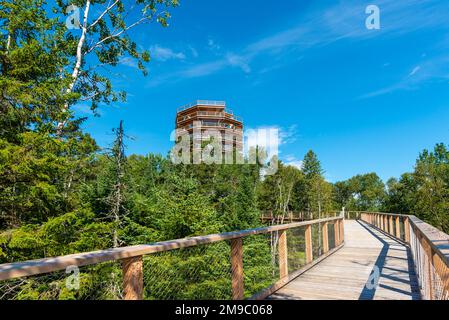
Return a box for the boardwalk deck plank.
[269,220,421,300]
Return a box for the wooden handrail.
[407,215,449,266]
[359,212,449,300]
[0,216,344,300]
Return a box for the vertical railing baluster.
[339,218,344,244]
[278,230,288,279]
[231,238,244,300]
[122,256,144,300]
[395,216,401,240]
[404,217,410,244]
[428,247,435,300]
[389,216,394,236]
[323,222,329,253]
[334,221,340,247]
[305,225,313,264]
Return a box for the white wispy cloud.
[409,66,421,76]
[150,45,186,61]
[284,155,303,170]
[189,45,199,58]
[225,53,251,73]
[243,125,299,161]
[359,56,449,99]
[148,0,449,87]
[279,124,299,145]
[119,57,139,69]
[207,39,221,51]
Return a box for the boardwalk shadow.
[356,220,419,300]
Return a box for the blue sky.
[75,0,449,182]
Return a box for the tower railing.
[177,100,226,112]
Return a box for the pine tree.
[109,120,126,248]
[302,150,331,217]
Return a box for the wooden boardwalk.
[269,220,421,300]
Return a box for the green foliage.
[243,236,278,298]
[0,0,73,132]
[385,143,449,232]
[257,152,334,220]
[334,173,386,211]
[0,131,97,228]
[143,242,231,300]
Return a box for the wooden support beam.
[322,222,329,253]
[305,225,313,264]
[396,216,401,240]
[231,238,244,300]
[432,251,449,299]
[428,247,435,300]
[334,221,340,246]
[278,230,288,279]
[389,216,394,236]
[419,235,435,300]
[339,219,344,243]
[122,256,143,300]
[404,217,410,244]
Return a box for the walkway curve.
[269,220,421,300]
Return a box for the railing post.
[322,222,329,253]
[432,251,448,299]
[305,225,313,264]
[404,217,410,244]
[428,248,435,300]
[388,216,394,236]
[278,230,288,279]
[339,219,344,243]
[231,238,244,300]
[418,234,435,300]
[334,221,340,246]
[380,215,384,230]
[122,256,143,300]
[395,216,401,239]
